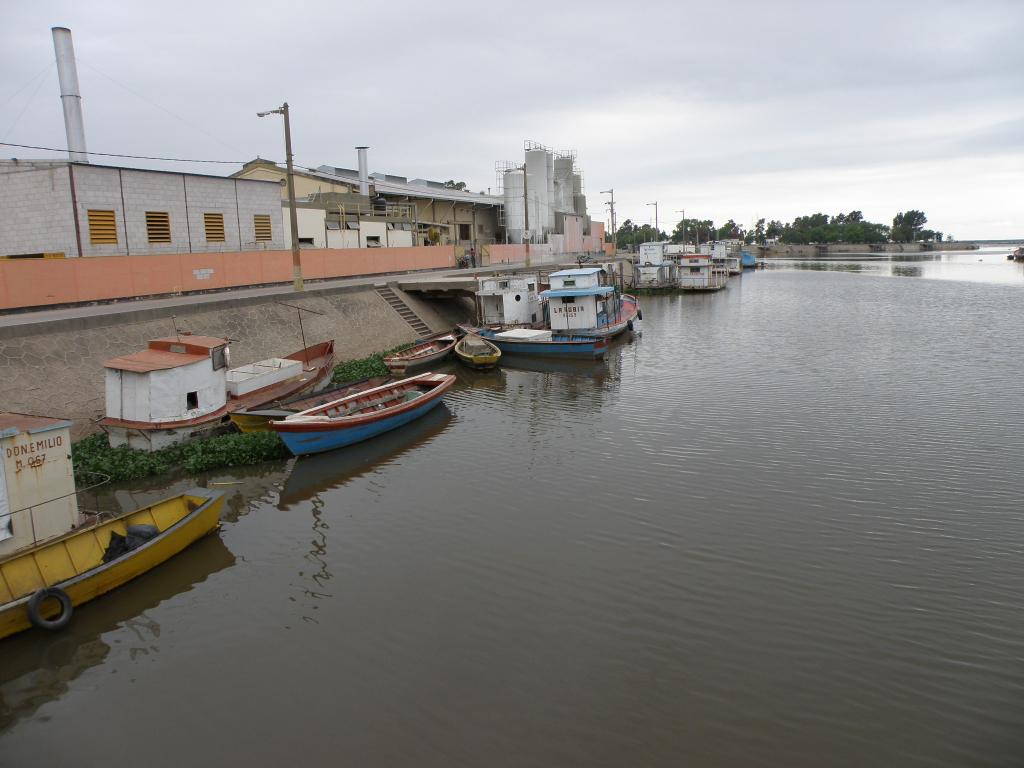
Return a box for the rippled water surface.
[3,262,1024,767]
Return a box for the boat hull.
[229,411,276,434]
[276,395,447,455]
[0,489,223,640]
[454,337,501,370]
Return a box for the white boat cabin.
[477,274,541,326]
[675,254,728,290]
[712,241,742,275]
[0,413,78,557]
[541,267,616,332]
[104,334,230,449]
[635,242,674,288]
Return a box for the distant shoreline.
[758,242,980,258]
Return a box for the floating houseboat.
[272,372,456,456]
[634,243,675,289]
[475,274,542,327]
[0,412,223,639]
[676,254,728,291]
[713,241,743,275]
[100,335,334,451]
[541,267,640,338]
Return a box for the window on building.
[299,237,314,246]
[145,211,171,244]
[87,209,118,245]
[204,213,226,242]
[563,297,575,304]
[366,236,381,247]
[211,345,227,370]
[563,279,576,287]
[186,391,199,410]
[254,214,273,242]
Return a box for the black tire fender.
[27,587,73,631]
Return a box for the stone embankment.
[0,283,471,439]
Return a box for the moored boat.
[454,334,501,370]
[100,336,335,451]
[383,334,457,376]
[0,489,224,640]
[271,372,456,456]
[229,375,390,433]
[540,268,641,339]
[463,326,608,360]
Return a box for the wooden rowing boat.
[459,325,608,360]
[0,489,224,640]
[272,372,456,456]
[383,334,457,376]
[229,375,390,433]
[454,334,501,370]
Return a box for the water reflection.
[278,404,454,508]
[0,534,235,732]
[771,247,1024,285]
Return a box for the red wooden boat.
[383,334,457,376]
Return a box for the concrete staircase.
[375,285,432,337]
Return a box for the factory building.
[233,152,502,251]
[496,140,604,254]
[0,160,285,258]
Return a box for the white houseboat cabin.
[541,267,617,332]
[635,242,674,288]
[676,254,728,291]
[477,274,542,326]
[102,335,230,451]
[0,413,78,557]
[712,240,743,275]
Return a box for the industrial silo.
[503,169,525,243]
[525,149,549,242]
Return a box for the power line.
[2,64,55,141]
[0,141,251,164]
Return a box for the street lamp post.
[258,102,303,292]
[600,188,616,251]
[647,201,658,242]
[676,209,686,250]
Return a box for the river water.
[2,248,1023,767]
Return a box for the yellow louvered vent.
[254,214,272,242]
[87,209,118,245]
[145,211,171,243]
[204,212,226,242]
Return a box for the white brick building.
[0,160,285,258]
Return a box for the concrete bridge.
[393,276,479,298]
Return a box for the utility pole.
[676,209,686,250]
[647,201,658,242]
[601,188,616,251]
[258,102,303,291]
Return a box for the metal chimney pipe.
[51,27,88,163]
[356,146,369,196]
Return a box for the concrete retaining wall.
[0,285,470,440]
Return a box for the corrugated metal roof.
[105,349,209,373]
[0,412,72,438]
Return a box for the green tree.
[891,210,928,242]
[443,180,468,190]
[717,219,744,240]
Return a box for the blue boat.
[463,326,608,360]
[271,372,456,456]
[741,249,758,268]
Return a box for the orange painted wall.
[0,246,455,310]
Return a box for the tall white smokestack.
[356,146,369,196]
[51,27,88,163]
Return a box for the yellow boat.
[454,334,501,370]
[0,488,224,640]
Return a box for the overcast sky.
[3,0,1022,239]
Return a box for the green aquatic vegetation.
[330,343,413,383]
[72,430,289,483]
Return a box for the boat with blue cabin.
[271,372,456,456]
[540,267,640,339]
